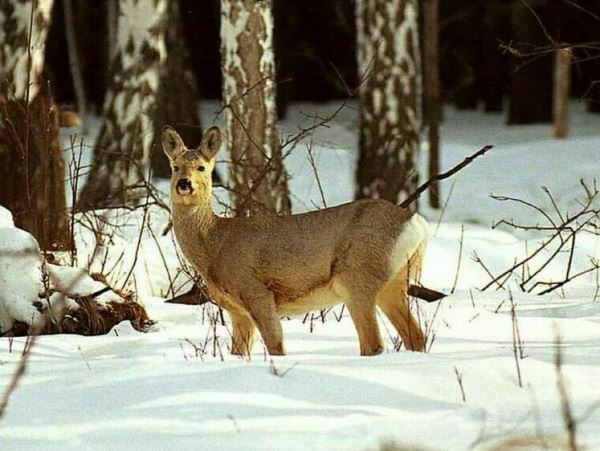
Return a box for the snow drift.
[0,206,151,336]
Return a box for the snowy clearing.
[0,102,599,450]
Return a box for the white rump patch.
[389,213,428,276]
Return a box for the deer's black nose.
[176,178,192,192]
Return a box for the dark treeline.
[46,0,600,120]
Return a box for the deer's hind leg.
[347,302,384,356]
[376,266,426,352]
[334,276,384,356]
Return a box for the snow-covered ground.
[0,102,599,450]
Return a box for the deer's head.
[161,126,222,206]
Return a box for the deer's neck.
[171,203,221,275]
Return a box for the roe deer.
[162,126,428,356]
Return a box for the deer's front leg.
[244,293,285,356]
[230,312,255,356]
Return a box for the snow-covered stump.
[0,0,70,250]
[355,0,422,210]
[77,0,168,211]
[221,0,291,216]
[0,207,151,336]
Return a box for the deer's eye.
[198,165,205,172]
[173,165,180,172]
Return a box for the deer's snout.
[176,178,193,195]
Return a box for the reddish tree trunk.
[0,0,70,251]
[553,47,572,138]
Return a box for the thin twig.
[451,225,465,294]
[454,366,466,402]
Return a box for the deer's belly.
[276,283,341,316]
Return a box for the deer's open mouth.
[176,186,194,195]
[176,179,194,195]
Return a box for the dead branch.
[481,182,599,294]
[399,145,494,208]
[407,285,446,302]
[165,283,212,305]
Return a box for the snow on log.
[0,206,151,336]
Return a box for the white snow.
[0,101,599,449]
[0,206,14,228]
[0,209,44,331]
[0,207,138,333]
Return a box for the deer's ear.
[199,126,222,160]
[161,126,185,160]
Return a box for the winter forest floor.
[0,101,599,450]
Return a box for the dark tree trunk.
[221,0,291,216]
[423,0,441,208]
[482,0,509,112]
[576,2,600,113]
[77,0,168,211]
[45,1,109,112]
[152,0,203,179]
[62,0,86,125]
[508,2,553,125]
[0,0,70,251]
[355,0,422,210]
[451,40,481,110]
[273,0,297,119]
[586,72,600,113]
[440,1,482,110]
[180,0,221,100]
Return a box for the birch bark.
[355,0,422,211]
[221,0,290,216]
[77,0,168,210]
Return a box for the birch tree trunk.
[355,0,422,211]
[77,0,168,211]
[221,0,291,217]
[0,0,70,250]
